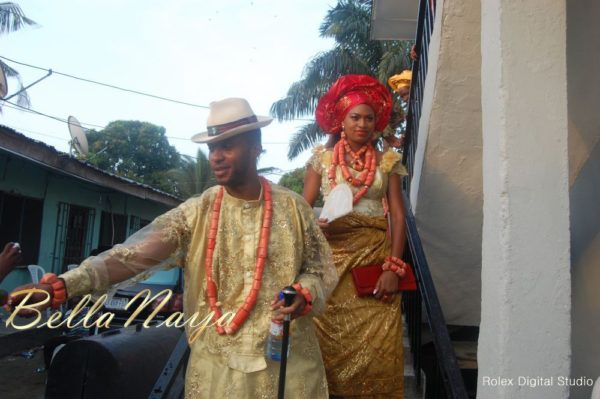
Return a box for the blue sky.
[1,1,336,178]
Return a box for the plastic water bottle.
[266,288,296,361]
[266,318,286,361]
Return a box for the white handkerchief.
[319,183,353,222]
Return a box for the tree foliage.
[86,121,181,195]
[278,167,324,207]
[271,0,412,159]
[0,2,37,109]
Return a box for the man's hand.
[270,292,307,322]
[0,242,22,280]
[5,283,53,317]
[410,44,418,61]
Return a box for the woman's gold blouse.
[307,145,408,216]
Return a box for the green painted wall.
[0,152,175,292]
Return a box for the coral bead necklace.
[343,140,367,171]
[327,138,377,205]
[205,176,273,335]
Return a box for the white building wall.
[411,0,483,326]
[567,0,600,397]
[478,0,571,398]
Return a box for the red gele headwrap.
[315,74,392,135]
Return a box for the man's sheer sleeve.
[60,202,194,298]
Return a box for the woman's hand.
[270,292,307,322]
[317,218,331,238]
[317,218,330,229]
[373,270,399,303]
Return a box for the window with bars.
[0,191,43,265]
[53,203,95,273]
[128,215,151,237]
[99,211,127,247]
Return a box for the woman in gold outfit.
[304,74,408,398]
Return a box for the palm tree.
[0,2,37,109]
[168,149,215,200]
[167,149,281,199]
[168,149,283,200]
[271,0,412,159]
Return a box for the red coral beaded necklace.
[205,176,273,335]
[343,140,368,171]
[327,138,377,205]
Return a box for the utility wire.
[4,123,299,176]
[0,55,209,109]
[1,122,69,142]
[2,100,69,124]
[1,102,290,146]
[2,100,105,129]
[0,55,316,122]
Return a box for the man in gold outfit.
[9,98,338,398]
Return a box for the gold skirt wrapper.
[315,212,404,398]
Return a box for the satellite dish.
[68,116,89,157]
[0,68,7,98]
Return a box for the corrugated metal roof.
[0,124,182,207]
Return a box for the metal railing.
[403,0,437,192]
[403,194,469,398]
[401,0,470,397]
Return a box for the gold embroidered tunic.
[60,183,338,399]
[307,146,408,398]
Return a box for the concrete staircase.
[403,321,479,399]
[404,333,425,399]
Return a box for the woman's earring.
[341,131,347,139]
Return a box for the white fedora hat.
[191,98,273,144]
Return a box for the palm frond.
[1,59,18,77]
[0,2,37,35]
[194,149,215,192]
[378,41,413,81]
[258,167,282,175]
[0,59,31,108]
[319,0,381,69]
[13,84,30,107]
[271,79,322,121]
[167,149,214,199]
[303,47,372,83]
[287,122,325,160]
[274,0,412,161]
[270,48,371,122]
[320,1,371,43]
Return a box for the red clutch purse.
[350,263,417,297]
